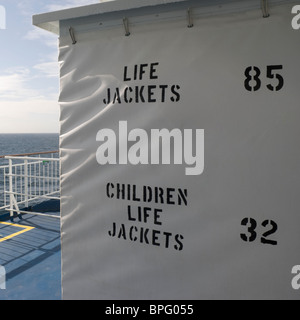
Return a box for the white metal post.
[8,158,13,217]
[3,167,6,208]
[24,159,28,208]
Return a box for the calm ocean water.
[0,134,59,166]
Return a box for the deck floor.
[0,213,61,300]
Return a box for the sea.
[0,134,59,166]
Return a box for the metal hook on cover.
[69,26,77,44]
[261,0,270,18]
[187,8,194,28]
[123,17,130,36]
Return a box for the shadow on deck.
[0,202,61,300]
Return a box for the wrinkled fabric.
[59,4,300,299]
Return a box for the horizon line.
[0,132,59,134]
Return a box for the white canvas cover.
[59,2,300,299]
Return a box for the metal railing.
[0,151,60,221]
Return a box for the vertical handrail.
[8,158,21,219]
[3,167,6,208]
[9,158,13,218]
[24,159,28,208]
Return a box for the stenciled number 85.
[244,65,284,92]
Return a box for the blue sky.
[0,0,99,133]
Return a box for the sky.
[0,0,103,133]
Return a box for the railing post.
[8,158,13,218]
[24,159,28,208]
[3,167,6,208]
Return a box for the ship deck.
[0,210,61,300]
